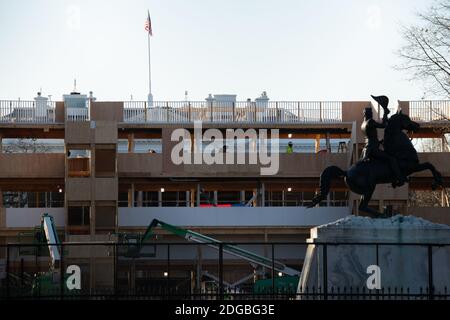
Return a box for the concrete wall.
[66,178,91,201]
[398,101,410,115]
[90,102,123,122]
[93,121,117,144]
[5,208,65,228]
[118,206,351,227]
[407,207,450,225]
[0,154,64,178]
[372,184,409,200]
[95,178,118,201]
[65,121,117,145]
[415,153,450,177]
[55,102,65,122]
[117,153,163,177]
[118,153,347,178]
[65,121,91,145]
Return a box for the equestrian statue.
[308,95,444,216]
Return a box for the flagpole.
[147,31,153,105]
[147,10,153,106]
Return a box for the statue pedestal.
[298,215,450,298]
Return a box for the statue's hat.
[371,95,389,109]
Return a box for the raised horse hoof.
[391,177,408,188]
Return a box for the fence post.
[320,101,323,122]
[323,244,328,300]
[144,101,148,123]
[166,102,169,123]
[189,102,192,122]
[276,102,279,122]
[114,243,117,299]
[428,245,434,300]
[210,102,213,123]
[272,244,275,299]
[167,244,170,299]
[60,243,64,300]
[6,244,10,300]
[376,244,380,300]
[232,102,235,122]
[219,243,223,299]
[429,101,433,122]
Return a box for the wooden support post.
[128,133,135,153]
[190,189,195,208]
[315,134,321,153]
[128,183,135,207]
[158,190,162,207]
[196,184,201,207]
[186,191,190,207]
[260,183,265,207]
[213,191,218,206]
[137,191,143,207]
[325,132,331,152]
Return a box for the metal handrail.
[123,100,343,124]
[0,100,56,123]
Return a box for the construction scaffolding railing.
[123,101,343,124]
[0,100,56,123]
[409,100,450,122]
[65,99,90,122]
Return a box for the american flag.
[145,11,153,36]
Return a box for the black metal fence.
[0,241,449,300]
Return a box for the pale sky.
[0,0,435,102]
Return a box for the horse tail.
[307,166,346,208]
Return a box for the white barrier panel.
[6,208,65,228]
[118,206,351,228]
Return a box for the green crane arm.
[141,219,299,276]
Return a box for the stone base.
[298,215,450,298]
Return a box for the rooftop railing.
[0,100,56,123]
[123,101,343,124]
[409,100,450,122]
[65,99,90,122]
[1,99,449,124]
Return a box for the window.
[68,206,90,226]
[68,149,91,177]
[95,205,116,231]
[95,148,116,177]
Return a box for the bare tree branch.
[396,0,450,98]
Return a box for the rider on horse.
[361,95,407,187]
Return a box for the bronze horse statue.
[308,106,444,216]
